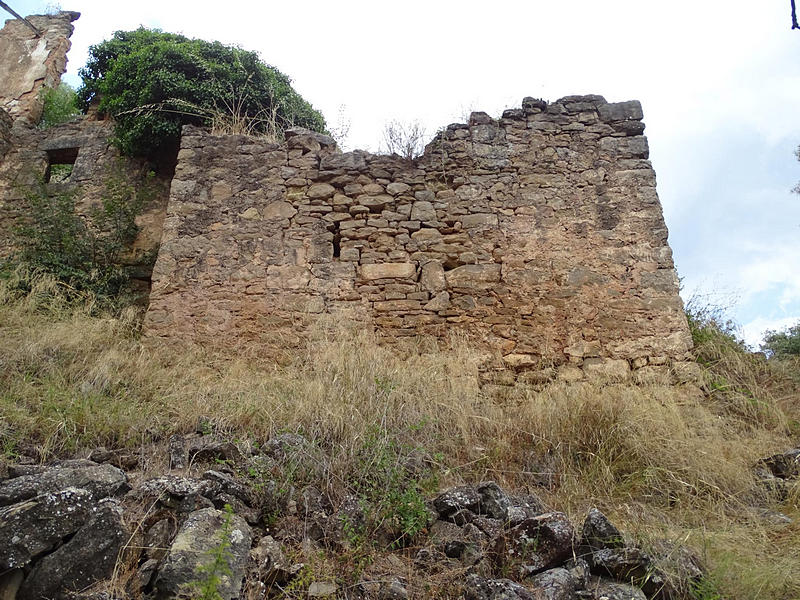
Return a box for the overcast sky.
[10,0,800,347]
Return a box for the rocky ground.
[1,429,797,600]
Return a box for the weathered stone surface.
[493,512,575,578]
[130,96,692,376]
[582,358,631,381]
[17,498,127,600]
[0,488,93,570]
[525,567,578,600]
[587,577,647,600]
[154,507,252,600]
[581,508,624,551]
[476,481,510,520]
[0,460,128,506]
[434,486,481,519]
[361,262,417,280]
[250,535,292,586]
[463,574,535,600]
[589,547,655,587]
[0,11,79,123]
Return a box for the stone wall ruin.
[0,11,79,124]
[0,9,694,384]
[144,97,693,383]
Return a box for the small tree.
[381,119,426,161]
[761,322,800,357]
[39,83,80,129]
[77,28,325,160]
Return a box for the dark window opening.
[332,223,341,259]
[45,147,79,183]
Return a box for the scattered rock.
[433,486,481,519]
[759,447,800,480]
[308,581,338,597]
[250,535,293,586]
[582,508,624,551]
[0,460,128,506]
[493,512,575,578]
[463,573,536,600]
[133,475,216,512]
[381,578,408,599]
[17,498,128,600]
[0,487,93,570]
[525,567,578,600]
[477,481,510,520]
[587,576,647,600]
[153,507,252,600]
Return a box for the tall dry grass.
[1,273,799,598]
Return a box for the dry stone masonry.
[0,9,694,383]
[0,11,79,124]
[144,97,693,382]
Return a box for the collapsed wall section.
[0,11,79,123]
[144,95,693,381]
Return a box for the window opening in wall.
[45,147,79,183]
[332,221,341,258]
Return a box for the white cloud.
[742,315,800,349]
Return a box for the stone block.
[360,262,417,281]
[461,213,499,228]
[583,358,631,381]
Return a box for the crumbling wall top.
[0,10,80,124]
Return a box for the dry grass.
[1,274,799,599]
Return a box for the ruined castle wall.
[0,11,79,124]
[144,95,693,381]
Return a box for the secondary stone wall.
[0,115,170,284]
[0,11,79,124]
[144,95,693,382]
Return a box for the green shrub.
[350,425,435,549]
[39,83,80,128]
[77,28,326,160]
[762,322,800,358]
[13,164,155,299]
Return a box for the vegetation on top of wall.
[76,28,326,160]
[38,83,80,129]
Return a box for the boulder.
[17,498,128,600]
[0,460,127,506]
[581,508,624,551]
[0,488,93,570]
[433,486,481,520]
[153,507,252,600]
[463,574,535,600]
[492,512,574,578]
